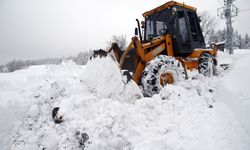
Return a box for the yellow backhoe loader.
[95,1,219,97]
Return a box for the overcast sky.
[0,0,249,65]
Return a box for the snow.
[0,65,48,148]
[234,49,250,54]
[219,51,250,133]
[0,50,250,150]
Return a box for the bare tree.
[106,35,127,50]
[244,33,250,49]
[5,59,27,72]
[0,65,3,72]
[73,51,92,65]
[198,11,219,43]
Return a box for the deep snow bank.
[5,58,142,150]
[0,53,249,150]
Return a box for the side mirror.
[135,28,138,36]
[141,21,145,29]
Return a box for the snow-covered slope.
[0,51,250,150]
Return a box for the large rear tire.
[141,55,185,97]
[198,53,216,77]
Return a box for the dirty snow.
[0,50,250,150]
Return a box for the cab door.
[186,11,206,49]
[177,10,192,52]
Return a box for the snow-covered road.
[0,50,250,150]
[218,52,250,133]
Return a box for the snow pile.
[81,57,141,102]
[3,58,141,150]
[0,52,250,150]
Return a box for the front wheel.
[141,55,185,97]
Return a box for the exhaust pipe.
[136,19,143,42]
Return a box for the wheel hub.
[160,72,174,86]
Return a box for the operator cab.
[142,1,206,56]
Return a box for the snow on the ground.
[0,50,250,150]
[0,65,49,148]
[218,51,250,133]
[234,49,250,54]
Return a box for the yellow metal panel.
[119,41,134,68]
[134,37,145,62]
[145,43,166,62]
[166,34,174,56]
[132,61,145,84]
[142,36,165,50]
[184,61,198,70]
[185,49,217,70]
[143,1,196,17]
[189,49,217,58]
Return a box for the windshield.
[145,19,167,41]
[144,9,173,42]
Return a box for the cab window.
[178,11,189,44]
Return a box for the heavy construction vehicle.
[97,1,219,97]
